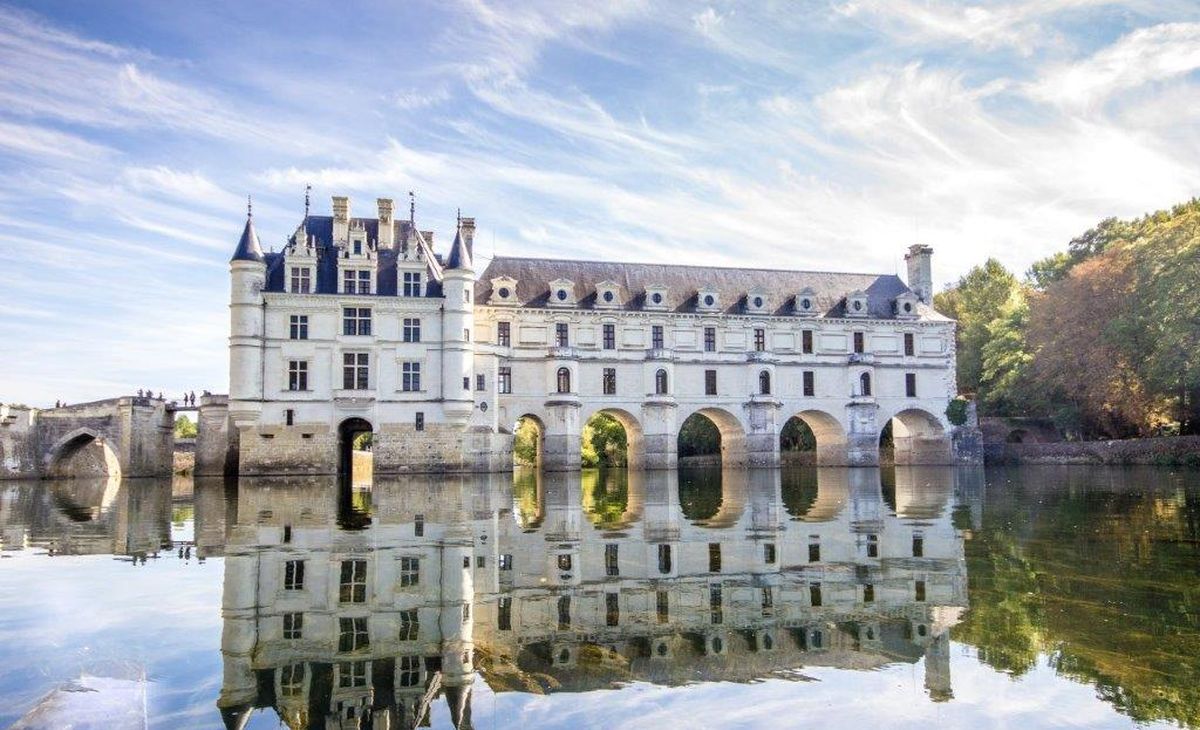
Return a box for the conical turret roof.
[230,214,264,263]
[446,224,472,271]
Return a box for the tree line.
[937,198,1200,439]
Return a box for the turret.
[228,205,266,425]
[442,218,476,422]
[440,521,475,728]
[905,244,933,305]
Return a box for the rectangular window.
[343,307,371,336]
[657,544,672,574]
[710,585,723,625]
[476,374,486,391]
[866,534,879,558]
[464,328,470,341]
[284,560,305,591]
[338,616,369,653]
[557,596,571,630]
[764,543,776,564]
[651,325,664,349]
[497,321,511,347]
[339,559,367,603]
[705,369,717,396]
[808,537,821,563]
[280,664,305,697]
[498,367,512,394]
[762,587,774,615]
[415,412,424,431]
[498,597,512,631]
[462,376,470,391]
[802,370,815,397]
[285,409,294,426]
[555,322,569,347]
[605,543,619,577]
[290,267,311,294]
[904,332,915,356]
[603,323,616,350]
[708,542,721,573]
[656,590,669,623]
[343,269,371,295]
[704,327,716,352]
[287,361,308,391]
[399,556,420,587]
[338,661,367,688]
[289,315,308,340]
[810,582,823,607]
[398,609,419,640]
[358,269,371,294]
[754,328,765,352]
[912,532,924,558]
[906,373,917,398]
[414,514,424,537]
[864,584,875,603]
[602,367,617,396]
[402,271,422,297]
[915,580,926,602]
[606,592,620,627]
[402,318,421,342]
[398,655,422,687]
[343,353,369,390]
[802,329,813,354]
[853,331,865,353]
[499,554,513,571]
[401,362,421,392]
[557,554,572,571]
[283,612,303,639]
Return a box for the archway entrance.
[883,410,952,465]
[779,411,847,466]
[678,409,746,467]
[337,418,373,484]
[46,430,121,479]
[513,414,545,469]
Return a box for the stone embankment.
[986,435,1200,466]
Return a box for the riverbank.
[985,435,1200,466]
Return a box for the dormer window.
[845,290,869,318]
[644,285,669,311]
[747,289,769,314]
[697,288,720,313]
[352,238,363,255]
[595,280,622,309]
[289,266,312,294]
[490,276,518,306]
[548,279,575,307]
[795,287,818,317]
[895,292,920,319]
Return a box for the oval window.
[712,637,723,653]
[801,298,811,310]
[603,290,614,302]
[853,300,863,311]
[704,294,715,306]
[498,286,510,298]
[652,292,663,304]
[557,289,568,301]
[903,301,912,313]
[753,296,763,308]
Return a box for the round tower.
[442,219,476,423]
[229,204,266,427]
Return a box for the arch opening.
[581,409,643,469]
[779,411,847,467]
[47,430,121,479]
[678,408,746,467]
[513,414,545,469]
[337,418,373,485]
[885,409,952,465]
[581,468,641,529]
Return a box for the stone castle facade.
[227,194,973,475]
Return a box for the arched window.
[859,372,872,397]
[655,368,669,395]
[759,370,771,396]
[556,367,571,394]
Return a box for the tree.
[979,289,1035,415]
[678,414,721,457]
[513,418,540,466]
[934,258,1020,403]
[174,415,197,439]
[583,412,628,468]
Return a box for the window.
[866,533,879,558]
[463,376,470,390]
[284,560,305,591]
[338,616,369,652]
[499,554,513,571]
[708,542,721,573]
[904,332,915,356]
[655,368,668,395]
[402,271,422,297]
[352,238,362,255]
[399,609,419,640]
[498,598,512,631]
[762,587,774,614]
[704,327,716,352]
[710,585,723,625]
[498,367,512,394]
[289,315,308,340]
[557,596,571,630]
[497,321,511,346]
[290,267,311,293]
[808,537,821,563]
[283,612,303,640]
[556,367,571,394]
[657,590,670,623]
[859,372,872,397]
[912,532,924,558]
[342,269,371,295]
[414,412,424,431]
[754,328,765,352]
[287,361,308,391]
[343,353,369,390]
[339,559,367,603]
[864,584,875,603]
[476,374,486,391]
[605,592,620,627]
[602,367,616,395]
[555,322,569,347]
[915,580,926,602]
[802,329,813,354]
[802,370,815,397]
[285,409,294,426]
[759,370,771,395]
[280,664,305,696]
[402,318,421,342]
[651,325,664,349]
[657,544,672,574]
[764,543,776,564]
[705,369,717,396]
[399,557,420,587]
[810,582,823,607]
[603,323,615,349]
[343,307,371,336]
[398,656,421,687]
[464,328,470,341]
[338,661,367,688]
[605,544,619,576]
[853,331,865,353]
[401,362,421,392]
[906,372,917,398]
[414,514,424,537]
[557,554,572,571]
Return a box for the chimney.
[332,195,350,244]
[905,244,933,305]
[377,198,394,250]
[459,217,476,258]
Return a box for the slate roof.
[446,227,472,270]
[229,216,264,263]
[476,256,948,320]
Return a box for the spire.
[303,184,311,219]
[230,198,265,263]
[446,216,472,271]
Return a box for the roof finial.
[246,195,253,218]
[408,190,415,224]
[457,207,461,227]
[304,184,311,219]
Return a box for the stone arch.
[780,410,848,466]
[580,407,644,469]
[513,413,547,469]
[45,428,121,479]
[677,407,748,467]
[884,408,952,465]
[677,467,747,528]
[337,417,373,482]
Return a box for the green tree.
[513,418,540,466]
[174,415,197,439]
[583,412,628,468]
[678,414,721,457]
[979,289,1035,415]
[934,258,1020,403]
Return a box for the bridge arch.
[780,409,848,466]
[677,406,748,467]
[513,413,547,469]
[45,428,121,479]
[337,417,373,482]
[881,408,952,465]
[580,406,644,469]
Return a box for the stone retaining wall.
[986,435,1200,465]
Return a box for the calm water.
[1,466,1198,729]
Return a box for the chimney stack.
[332,195,350,243]
[459,217,476,259]
[905,244,934,305]
[377,198,394,250]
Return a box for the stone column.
[845,400,881,466]
[641,397,678,470]
[195,395,234,476]
[745,396,782,467]
[541,397,581,472]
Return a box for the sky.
[1,0,1199,405]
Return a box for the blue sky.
[1,0,1198,405]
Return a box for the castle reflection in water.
[0,466,983,729]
